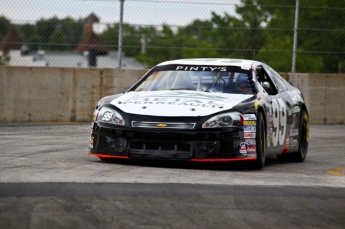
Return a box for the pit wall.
[287,73,345,125]
[0,66,147,123]
[0,66,344,124]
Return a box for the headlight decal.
[202,112,243,128]
[97,107,125,125]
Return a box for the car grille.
[131,121,195,129]
[130,141,191,152]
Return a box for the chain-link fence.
[1,0,345,73]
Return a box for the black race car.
[88,58,309,169]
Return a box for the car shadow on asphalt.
[95,155,282,171]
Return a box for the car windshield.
[133,70,253,94]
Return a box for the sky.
[0,0,240,32]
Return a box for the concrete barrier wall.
[289,73,345,125]
[0,66,344,124]
[0,66,147,123]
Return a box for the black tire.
[253,112,266,169]
[292,110,309,162]
[276,109,309,162]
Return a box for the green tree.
[100,23,142,56]
[255,0,345,73]
[48,30,68,51]
[139,24,183,67]
[31,16,84,51]
[234,0,268,59]
[257,35,323,73]
[210,12,239,57]
[60,17,84,50]
[0,15,11,40]
[18,23,35,41]
[177,19,219,58]
[27,33,42,51]
[17,23,37,52]
[36,17,58,43]
[0,51,10,65]
[99,23,119,50]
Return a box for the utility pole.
[292,0,300,73]
[118,0,124,69]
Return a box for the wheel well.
[300,104,308,115]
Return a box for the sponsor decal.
[176,66,227,71]
[287,107,293,116]
[246,144,256,153]
[287,90,302,103]
[157,123,167,127]
[239,142,247,154]
[243,125,256,132]
[292,106,301,113]
[244,120,256,125]
[245,139,256,145]
[244,133,256,138]
[286,136,290,148]
[290,128,299,136]
[123,92,231,108]
[254,101,259,110]
[243,114,256,120]
[268,107,273,126]
[291,114,298,128]
[89,136,94,149]
[245,139,256,152]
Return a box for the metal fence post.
[118,0,124,70]
[292,0,300,73]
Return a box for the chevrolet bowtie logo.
[157,123,167,127]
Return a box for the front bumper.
[88,122,257,161]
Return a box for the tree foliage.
[0,16,11,40]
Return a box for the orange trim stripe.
[88,152,256,162]
[191,158,256,162]
[88,152,129,159]
[280,147,289,154]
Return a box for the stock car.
[88,58,309,169]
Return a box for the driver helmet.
[236,73,251,92]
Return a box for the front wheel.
[253,112,266,169]
[292,110,309,162]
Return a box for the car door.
[260,65,294,154]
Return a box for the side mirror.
[289,82,293,86]
[262,81,270,91]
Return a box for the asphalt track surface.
[0,124,344,229]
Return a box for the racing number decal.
[272,98,287,147]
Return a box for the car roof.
[156,58,261,70]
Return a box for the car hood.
[110,91,253,117]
